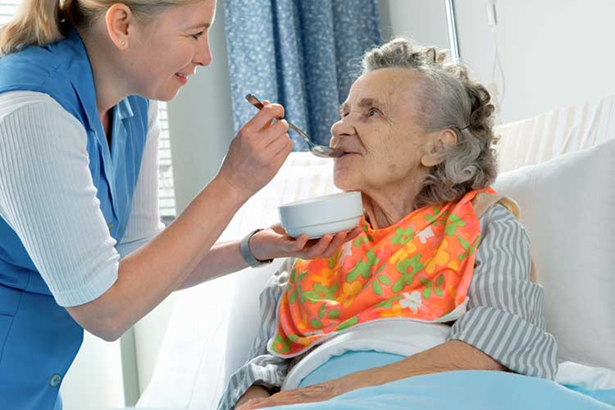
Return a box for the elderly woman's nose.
[331,118,355,139]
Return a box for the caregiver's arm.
[66,104,292,341]
[178,225,361,290]
[111,101,361,292]
[0,97,289,342]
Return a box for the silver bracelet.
[239,228,273,268]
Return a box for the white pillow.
[494,138,615,369]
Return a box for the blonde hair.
[0,0,201,56]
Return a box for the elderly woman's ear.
[420,129,457,167]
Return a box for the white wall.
[381,0,615,124]
[168,0,234,213]
[457,0,615,123]
[379,0,449,50]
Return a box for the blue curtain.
[224,0,381,149]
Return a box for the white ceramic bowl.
[278,192,363,239]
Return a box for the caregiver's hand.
[236,381,341,410]
[250,224,363,261]
[217,102,292,200]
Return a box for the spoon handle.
[245,93,265,110]
[244,93,342,158]
[245,94,312,146]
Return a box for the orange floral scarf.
[268,188,493,357]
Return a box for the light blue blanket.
[268,351,615,410]
[270,370,615,409]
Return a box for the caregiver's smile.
[126,0,216,101]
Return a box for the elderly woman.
[218,38,557,410]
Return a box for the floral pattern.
[399,291,423,313]
[271,188,494,357]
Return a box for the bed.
[130,96,615,409]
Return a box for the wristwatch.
[240,228,273,268]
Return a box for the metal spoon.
[245,94,343,158]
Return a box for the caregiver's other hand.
[217,101,292,200]
[236,382,340,410]
[250,224,363,261]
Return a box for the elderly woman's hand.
[235,385,271,409]
[249,224,363,261]
[236,381,342,410]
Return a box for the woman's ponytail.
[0,0,63,56]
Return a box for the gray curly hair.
[362,38,498,208]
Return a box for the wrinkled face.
[129,0,216,101]
[330,68,431,195]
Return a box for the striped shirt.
[217,204,558,410]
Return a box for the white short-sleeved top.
[0,91,164,307]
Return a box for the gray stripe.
[464,307,491,345]
[510,318,532,375]
[497,271,507,315]
[491,311,521,359]
[518,282,530,321]
[531,327,551,376]
[474,307,500,347]
[449,205,556,379]
[449,306,554,378]
[544,336,557,378]
[524,328,543,376]
[484,310,512,354]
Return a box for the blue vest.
[0,26,149,409]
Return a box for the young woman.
[0,1,360,408]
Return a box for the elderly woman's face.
[330,68,431,194]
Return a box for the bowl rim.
[278,191,362,209]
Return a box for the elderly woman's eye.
[368,108,380,117]
[191,31,204,40]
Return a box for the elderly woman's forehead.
[346,68,423,104]
[360,67,422,87]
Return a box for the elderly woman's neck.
[361,182,424,230]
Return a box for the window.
[157,103,177,220]
[0,2,177,220]
[0,1,17,26]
